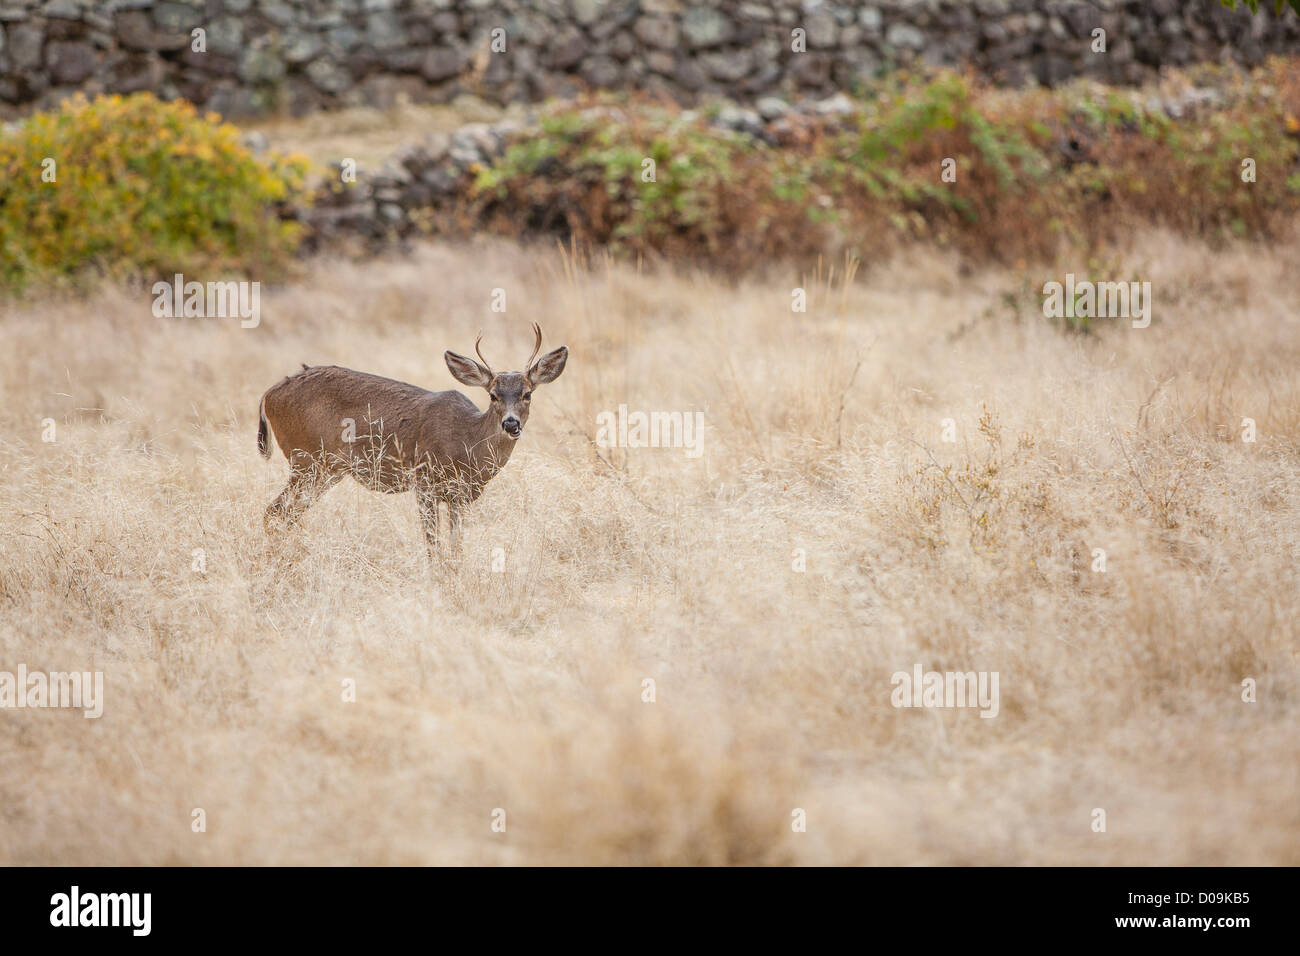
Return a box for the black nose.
[503,417,521,435]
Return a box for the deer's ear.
[528,346,568,386]
[445,351,492,388]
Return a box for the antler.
[474,332,494,375]
[525,322,543,371]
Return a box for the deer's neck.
[466,408,516,472]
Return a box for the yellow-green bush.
[0,93,309,293]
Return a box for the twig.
[905,438,972,512]
[550,401,666,518]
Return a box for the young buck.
[256,323,567,556]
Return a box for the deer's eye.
[523,392,532,401]
[489,393,500,402]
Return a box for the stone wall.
[1,1,1298,118]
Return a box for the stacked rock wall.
[0,1,1297,118]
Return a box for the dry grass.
[1,232,1297,865]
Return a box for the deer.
[256,323,567,558]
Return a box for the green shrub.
[1220,0,1300,16]
[0,93,309,294]
[458,62,1300,271]
[475,106,818,264]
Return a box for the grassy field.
[0,232,1297,864]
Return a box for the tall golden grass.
[0,233,1296,864]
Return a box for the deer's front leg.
[447,498,464,555]
[415,481,441,558]
[446,478,480,561]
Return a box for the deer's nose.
[502,416,522,437]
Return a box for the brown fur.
[257,325,568,556]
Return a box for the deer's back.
[262,366,484,484]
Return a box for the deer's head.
[445,323,568,440]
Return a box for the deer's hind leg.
[264,462,339,535]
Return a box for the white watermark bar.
[890,664,1000,718]
[0,666,103,719]
[152,274,261,328]
[594,405,705,458]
